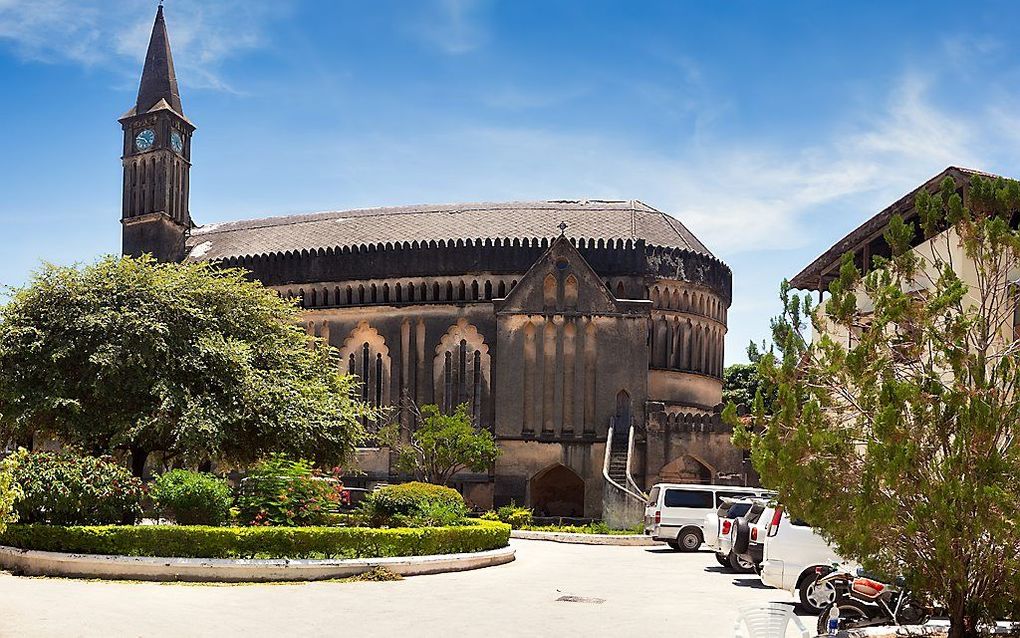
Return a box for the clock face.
[135,129,155,152]
[170,130,184,154]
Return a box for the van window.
[647,486,660,507]
[725,502,752,518]
[663,489,713,508]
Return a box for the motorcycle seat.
[852,578,885,598]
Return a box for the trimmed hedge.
[369,482,464,517]
[0,519,510,560]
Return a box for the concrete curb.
[510,530,663,546]
[0,544,515,583]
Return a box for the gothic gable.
[497,235,619,315]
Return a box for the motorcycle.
[812,566,929,635]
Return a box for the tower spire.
[135,4,183,115]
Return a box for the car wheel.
[666,539,681,551]
[715,552,728,566]
[728,551,755,573]
[799,572,838,614]
[677,529,702,552]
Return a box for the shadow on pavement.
[731,578,771,589]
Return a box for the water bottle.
[827,605,840,636]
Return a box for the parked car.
[759,507,856,614]
[644,483,771,552]
[720,499,768,573]
[733,503,777,573]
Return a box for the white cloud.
[0,0,280,91]
[404,0,489,55]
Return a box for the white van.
[644,483,772,551]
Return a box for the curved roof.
[185,199,713,261]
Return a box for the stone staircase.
[607,425,630,484]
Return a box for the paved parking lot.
[0,540,813,637]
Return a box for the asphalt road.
[0,539,815,637]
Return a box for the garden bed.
[0,519,510,560]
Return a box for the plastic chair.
[732,603,812,638]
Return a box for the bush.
[403,501,469,527]
[0,519,511,559]
[150,470,232,526]
[489,504,533,529]
[0,450,26,535]
[360,482,465,526]
[235,454,347,526]
[13,452,143,525]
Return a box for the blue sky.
[3,0,1020,363]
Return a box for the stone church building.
[119,7,751,521]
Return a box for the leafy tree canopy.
[722,363,762,410]
[0,256,371,475]
[380,403,500,485]
[729,176,1020,636]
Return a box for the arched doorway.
[658,454,714,484]
[530,464,585,517]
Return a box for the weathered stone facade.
[118,6,755,520]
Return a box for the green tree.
[730,176,1020,637]
[0,256,372,476]
[722,363,761,409]
[381,403,500,485]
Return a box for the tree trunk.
[130,447,150,478]
[947,592,973,638]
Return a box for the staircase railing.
[603,424,645,503]
[625,423,647,500]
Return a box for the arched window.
[543,274,557,310]
[471,280,479,300]
[484,280,492,299]
[433,319,490,426]
[338,322,391,414]
[497,281,506,298]
[564,274,578,310]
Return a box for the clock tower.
[119,5,194,262]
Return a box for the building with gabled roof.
[119,7,751,524]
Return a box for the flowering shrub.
[13,452,143,525]
[0,449,27,535]
[235,454,348,526]
[150,470,233,526]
